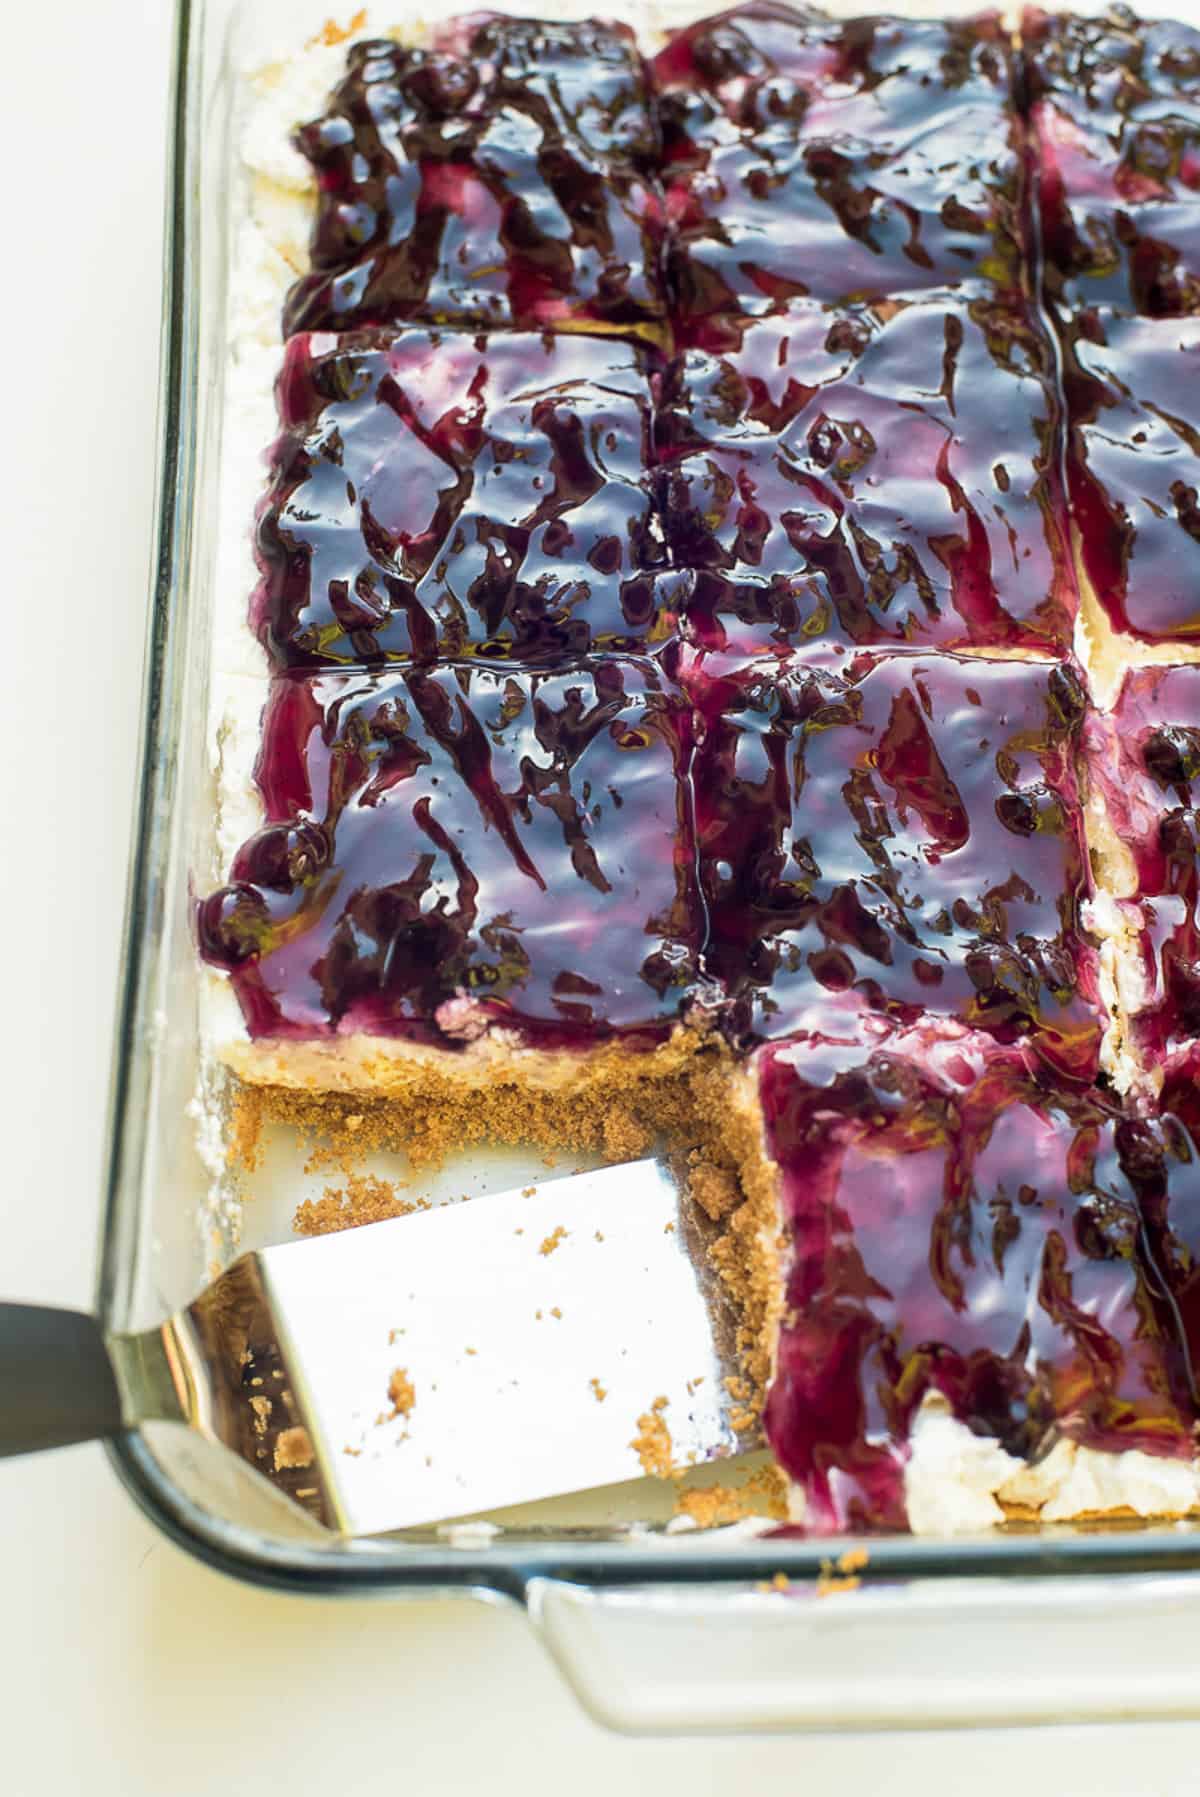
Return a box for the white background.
[2,1,1200,1789]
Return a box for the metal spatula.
[0,1160,757,1534]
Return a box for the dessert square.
[1064,308,1200,642]
[209,2,1200,1539]
[685,646,1101,1078]
[1135,1049,1200,1386]
[281,21,668,342]
[654,5,1026,346]
[432,11,661,160]
[1024,8,1200,317]
[254,327,669,669]
[757,1026,1198,1531]
[656,288,1076,654]
[1084,663,1200,1060]
[198,658,704,1045]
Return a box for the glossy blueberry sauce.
[255,328,668,668]
[1060,308,1200,642]
[656,289,1077,654]
[1023,12,1200,643]
[1023,8,1200,318]
[1085,665,1200,1058]
[1144,1049,1200,1387]
[653,7,1026,346]
[759,1027,1199,1531]
[282,19,669,342]
[684,646,1101,1080]
[198,658,705,1043]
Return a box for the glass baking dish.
[98,0,1200,1730]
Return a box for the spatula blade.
[254,1158,753,1536]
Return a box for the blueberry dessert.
[205,3,1200,1534]
[656,288,1077,653]
[255,328,668,667]
[281,18,669,342]
[654,5,1027,348]
[754,1025,1200,1531]
[683,646,1100,1076]
[1060,309,1200,642]
[200,658,703,1046]
[1023,7,1200,319]
[1085,664,1200,1061]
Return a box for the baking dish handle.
[0,1303,124,1458]
[523,1570,1200,1732]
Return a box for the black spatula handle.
[0,1304,124,1457]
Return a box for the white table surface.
[2,2,1199,1788]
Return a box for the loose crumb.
[274,1427,314,1472]
[589,1377,608,1403]
[631,1396,675,1479]
[387,1367,416,1418]
[249,1395,272,1437]
[746,1463,790,1520]
[816,1548,869,1597]
[307,9,367,49]
[539,1225,568,1256]
[295,1173,418,1237]
[816,1571,862,1597]
[550,1306,563,1319]
[674,1484,748,1528]
[756,1572,790,1595]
